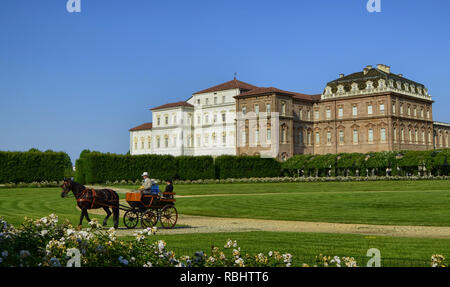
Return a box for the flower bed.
[0,215,447,267]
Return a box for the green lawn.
[125,231,450,267]
[1,180,449,227]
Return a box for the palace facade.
[129,65,450,160]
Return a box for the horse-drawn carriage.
[60,178,178,230]
[122,191,178,229]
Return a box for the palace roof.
[193,79,258,95]
[129,122,153,131]
[150,101,194,111]
[236,87,320,102]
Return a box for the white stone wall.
[130,88,240,157]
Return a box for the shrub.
[0,150,72,183]
[176,156,215,180]
[215,155,282,179]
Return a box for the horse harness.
[76,188,119,209]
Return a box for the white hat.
[142,172,149,177]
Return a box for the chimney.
[339,73,344,78]
[363,65,372,75]
[377,64,391,73]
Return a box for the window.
[255,104,259,114]
[205,115,209,123]
[197,99,200,105]
[400,105,403,115]
[157,117,161,126]
[427,110,430,119]
[214,97,217,105]
[421,109,424,118]
[326,109,331,119]
[241,131,246,145]
[315,132,320,145]
[266,104,271,114]
[205,98,209,105]
[414,107,417,117]
[157,138,161,148]
[267,128,271,142]
[314,110,319,120]
[164,137,168,148]
[222,132,226,144]
[353,130,358,143]
[327,131,331,144]
[380,104,385,114]
[213,114,217,123]
[428,131,431,143]
[242,107,247,115]
[422,131,425,143]
[352,106,358,116]
[409,129,412,142]
[282,127,287,143]
[212,133,216,144]
[134,137,138,150]
[255,129,260,144]
[165,116,168,125]
[308,132,312,145]
[222,113,226,122]
[368,105,373,115]
[408,106,411,116]
[339,130,344,144]
[401,128,405,142]
[281,102,286,116]
[173,136,177,147]
[368,129,374,143]
[299,108,303,120]
[222,96,226,103]
[147,137,151,149]
[392,103,396,114]
[307,110,311,120]
[415,130,418,143]
[381,128,386,142]
[299,130,303,144]
[338,107,343,118]
[394,128,397,143]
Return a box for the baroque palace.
[130,64,450,160]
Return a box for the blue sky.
[1,0,449,163]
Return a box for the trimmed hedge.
[215,155,282,179]
[75,151,282,184]
[282,149,450,177]
[177,156,215,180]
[75,151,178,184]
[0,150,72,183]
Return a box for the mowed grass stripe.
[103,180,450,196]
[176,189,450,226]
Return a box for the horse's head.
[60,178,73,198]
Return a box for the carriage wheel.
[123,210,139,229]
[141,210,158,228]
[160,205,178,229]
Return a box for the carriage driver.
[139,172,152,194]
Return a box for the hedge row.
[75,151,281,184]
[282,150,450,177]
[0,150,72,183]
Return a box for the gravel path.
[87,209,450,239]
[86,186,450,239]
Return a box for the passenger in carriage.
[163,179,174,199]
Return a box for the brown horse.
[60,179,119,229]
